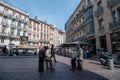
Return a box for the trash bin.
[107,59,114,70]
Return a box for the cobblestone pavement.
[0,55,120,80]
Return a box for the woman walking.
[50,44,57,62]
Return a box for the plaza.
[0,54,120,80]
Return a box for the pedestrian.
[38,46,53,72]
[2,46,8,56]
[50,44,57,62]
[15,49,19,56]
[76,45,83,70]
[70,48,78,71]
[44,56,53,70]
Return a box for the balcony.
[3,10,8,16]
[44,40,50,43]
[77,22,85,30]
[0,10,3,15]
[74,35,86,41]
[29,23,32,28]
[10,24,16,28]
[85,15,93,21]
[98,26,104,31]
[11,15,16,19]
[10,35,16,38]
[2,20,8,26]
[0,32,9,37]
[109,19,120,29]
[16,36,20,38]
[28,39,39,43]
[17,26,22,30]
[23,19,28,24]
[23,28,27,31]
[74,8,85,22]
[95,7,103,17]
[107,0,120,7]
[33,32,37,35]
[84,1,93,10]
[23,26,28,31]
[17,16,23,22]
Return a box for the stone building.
[0,0,66,49]
[0,0,29,48]
[65,0,120,53]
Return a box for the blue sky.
[5,0,80,32]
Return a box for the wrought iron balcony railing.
[23,19,28,24]
[84,1,93,10]
[10,24,16,28]
[0,32,9,37]
[107,0,119,7]
[2,20,8,26]
[95,6,103,17]
[28,39,39,43]
[109,19,120,29]
[3,10,8,16]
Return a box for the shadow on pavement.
[0,57,109,80]
[89,61,102,65]
[38,61,109,80]
[86,55,100,62]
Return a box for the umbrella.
[68,41,92,46]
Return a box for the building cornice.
[0,0,29,17]
[65,0,84,26]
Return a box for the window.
[11,28,14,35]
[98,19,104,30]
[1,38,4,43]
[17,30,21,36]
[12,12,16,18]
[18,22,21,27]
[11,20,15,27]
[112,11,117,21]
[2,17,7,25]
[117,8,120,20]
[23,32,26,36]
[24,24,28,30]
[83,30,86,34]
[2,25,7,34]
[97,1,102,8]
[3,8,8,15]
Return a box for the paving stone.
[0,55,120,80]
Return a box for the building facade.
[0,0,66,49]
[57,30,66,45]
[0,0,29,49]
[65,0,120,53]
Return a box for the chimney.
[35,16,38,20]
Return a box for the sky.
[5,0,81,32]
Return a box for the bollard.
[107,59,114,70]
